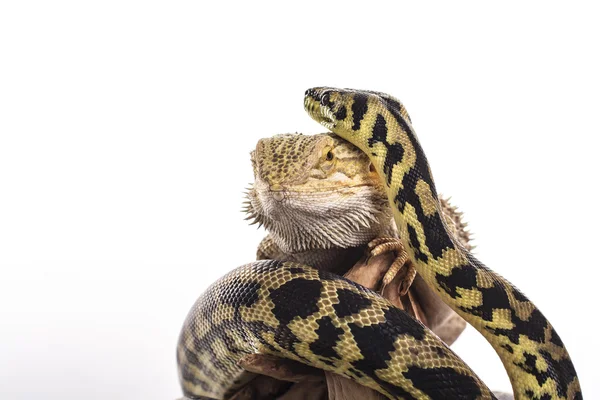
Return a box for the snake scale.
[177,88,581,399]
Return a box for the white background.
[1,1,598,399]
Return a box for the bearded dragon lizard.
[244,132,471,343]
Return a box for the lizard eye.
[325,150,334,161]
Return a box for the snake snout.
[304,87,343,130]
[304,88,318,98]
[305,87,333,104]
[304,87,324,104]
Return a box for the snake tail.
[177,260,495,399]
[304,87,582,400]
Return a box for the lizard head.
[244,133,393,252]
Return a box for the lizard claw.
[367,237,415,296]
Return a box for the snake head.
[304,87,354,131]
[304,87,412,134]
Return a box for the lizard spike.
[353,217,365,231]
[369,212,380,222]
[358,214,371,228]
[341,215,359,231]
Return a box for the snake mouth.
[304,88,336,130]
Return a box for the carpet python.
[176,88,581,399]
[303,88,582,399]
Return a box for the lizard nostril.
[270,184,285,202]
[272,191,284,202]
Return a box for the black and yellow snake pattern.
[177,88,581,399]
[304,88,581,399]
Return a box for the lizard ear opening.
[369,162,376,173]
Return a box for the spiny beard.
[243,184,393,253]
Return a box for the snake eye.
[326,150,334,161]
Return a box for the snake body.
[304,88,581,399]
[177,88,581,399]
[178,260,491,399]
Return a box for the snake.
[176,88,581,399]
